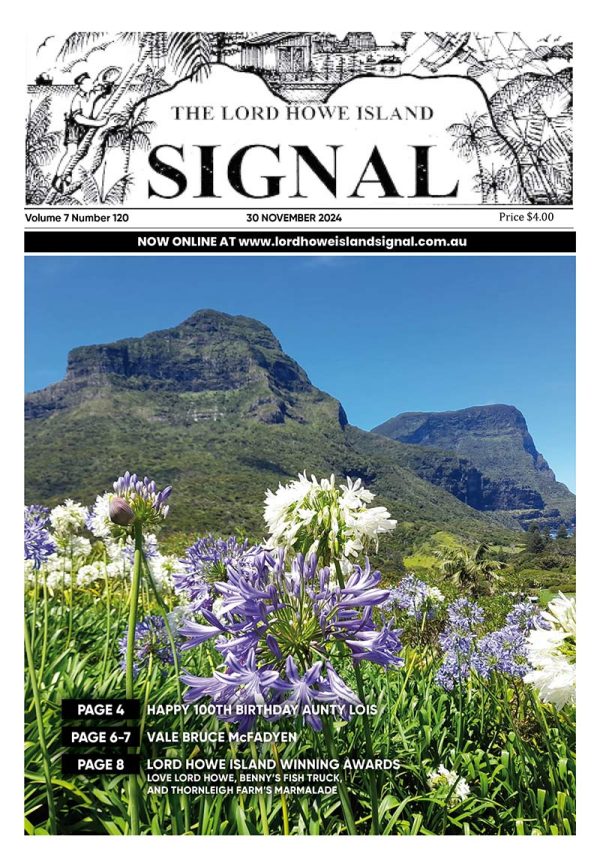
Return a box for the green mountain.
[25,310,507,559]
[372,405,575,530]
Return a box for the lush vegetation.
[24,593,575,835]
[24,481,575,836]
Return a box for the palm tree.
[79,167,133,205]
[45,32,211,203]
[134,64,169,96]
[207,32,246,63]
[489,71,572,204]
[105,101,155,201]
[448,114,496,202]
[475,165,511,203]
[25,96,61,204]
[434,542,506,597]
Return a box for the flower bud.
[109,496,135,526]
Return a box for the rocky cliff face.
[372,405,575,529]
[25,310,495,542]
[25,311,569,538]
[25,310,348,428]
[63,310,311,392]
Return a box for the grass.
[24,577,576,835]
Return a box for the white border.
[5,2,594,860]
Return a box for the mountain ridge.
[372,404,574,529]
[25,311,570,548]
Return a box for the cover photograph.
[23,28,575,841]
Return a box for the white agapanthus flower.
[45,554,73,574]
[41,554,73,590]
[105,537,128,564]
[49,534,92,561]
[103,533,174,591]
[67,536,91,559]
[106,561,126,580]
[524,592,576,710]
[264,473,397,564]
[427,764,471,804]
[103,541,135,582]
[24,559,36,583]
[49,499,89,538]
[76,561,106,587]
[147,553,177,591]
[91,548,129,581]
[542,591,576,633]
[45,569,67,591]
[35,551,97,590]
[88,493,113,539]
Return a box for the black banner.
[25,231,575,254]
[61,726,141,747]
[61,754,141,775]
[61,699,140,720]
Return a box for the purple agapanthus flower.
[178,609,233,648]
[346,622,403,664]
[173,535,254,606]
[111,472,172,525]
[435,599,483,691]
[385,576,426,610]
[25,505,51,528]
[272,656,326,730]
[119,614,181,677]
[436,651,473,692]
[179,550,403,731]
[472,601,551,679]
[324,662,362,705]
[121,533,160,565]
[505,600,550,632]
[384,574,443,622]
[447,597,485,629]
[24,505,56,569]
[472,624,531,679]
[436,598,552,690]
[182,650,280,733]
[338,565,390,608]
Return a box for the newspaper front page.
[20,10,577,855]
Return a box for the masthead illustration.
[26,32,573,206]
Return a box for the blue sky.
[25,255,575,491]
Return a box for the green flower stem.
[142,554,191,834]
[60,564,66,627]
[398,648,417,701]
[271,742,290,835]
[101,552,111,680]
[354,664,380,834]
[332,560,379,833]
[125,521,143,835]
[24,610,57,834]
[67,548,75,645]
[385,667,391,758]
[322,717,357,835]
[31,568,39,644]
[527,689,560,790]
[456,670,464,752]
[331,553,345,588]
[138,654,153,742]
[479,677,532,788]
[39,570,50,683]
[249,740,270,835]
